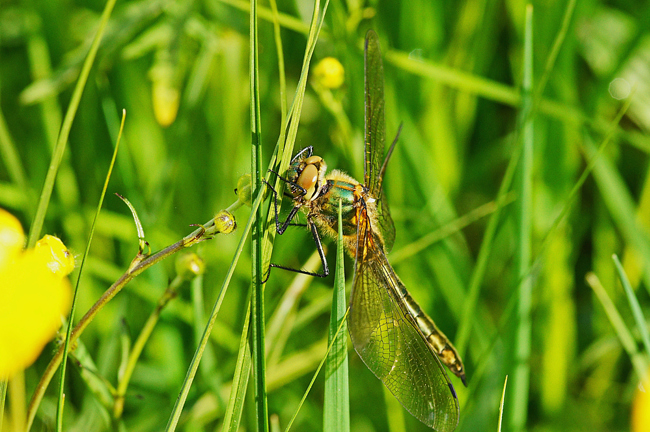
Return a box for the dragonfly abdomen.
[399,282,467,385]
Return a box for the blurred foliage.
[1,0,650,431]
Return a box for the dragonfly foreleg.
[267,169,308,198]
[263,178,304,235]
[290,145,313,163]
[268,217,330,278]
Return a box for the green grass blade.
[585,273,649,382]
[583,133,650,295]
[0,110,31,212]
[533,0,577,105]
[55,109,124,431]
[284,312,348,432]
[510,6,534,432]
[223,301,252,431]
[323,200,349,432]
[249,0,269,429]
[26,0,118,248]
[0,380,6,432]
[613,254,650,357]
[497,376,508,432]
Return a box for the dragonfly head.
[287,155,328,201]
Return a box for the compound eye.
[297,163,318,198]
[304,156,322,165]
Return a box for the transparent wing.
[376,192,395,252]
[364,29,385,194]
[364,29,396,252]
[349,208,459,431]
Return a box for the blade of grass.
[266,251,322,367]
[26,0,117,248]
[249,0,269,429]
[262,0,332,238]
[323,199,349,432]
[532,0,577,108]
[582,127,650,296]
[223,301,252,431]
[383,52,649,154]
[613,254,650,357]
[390,194,515,265]
[0,110,31,212]
[585,272,649,383]
[250,1,331,429]
[497,376,508,432]
[0,380,5,431]
[510,6,534,432]
[268,0,286,124]
[284,310,349,432]
[55,108,124,431]
[219,0,311,35]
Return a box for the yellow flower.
[0,210,73,378]
[632,372,650,432]
[0,208,25,270]
[312,57,345,89]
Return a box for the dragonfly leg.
[263,178,304,235]
[290,145,313,163]
[268,218,329,278]
[267,169,308,198]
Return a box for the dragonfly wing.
[364,30,396,253]
[349,216,459,431]
[364,29,386,196]
[376,194,395,253]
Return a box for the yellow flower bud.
[312,57,345,89]
[152,79,180,127]
[35,234,75,277]
[236,174,253,207]
[150,61,180,127]
[175,252,205,281]
[214,210,236,234]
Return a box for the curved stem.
[26,220,220,430]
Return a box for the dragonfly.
[268,30,465,431]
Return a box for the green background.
[1,0,649,431]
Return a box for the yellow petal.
[0,208,25,270]
[632,374,650,432]
[0,250,72,378]
[35,234,75,277]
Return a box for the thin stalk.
[249,0,269,429]
[510,6,534,432]
[55,109,123,432]
[586,273,649,383]
[613,255,650,357]
[223,301,252,431]
[113,275,184,419]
